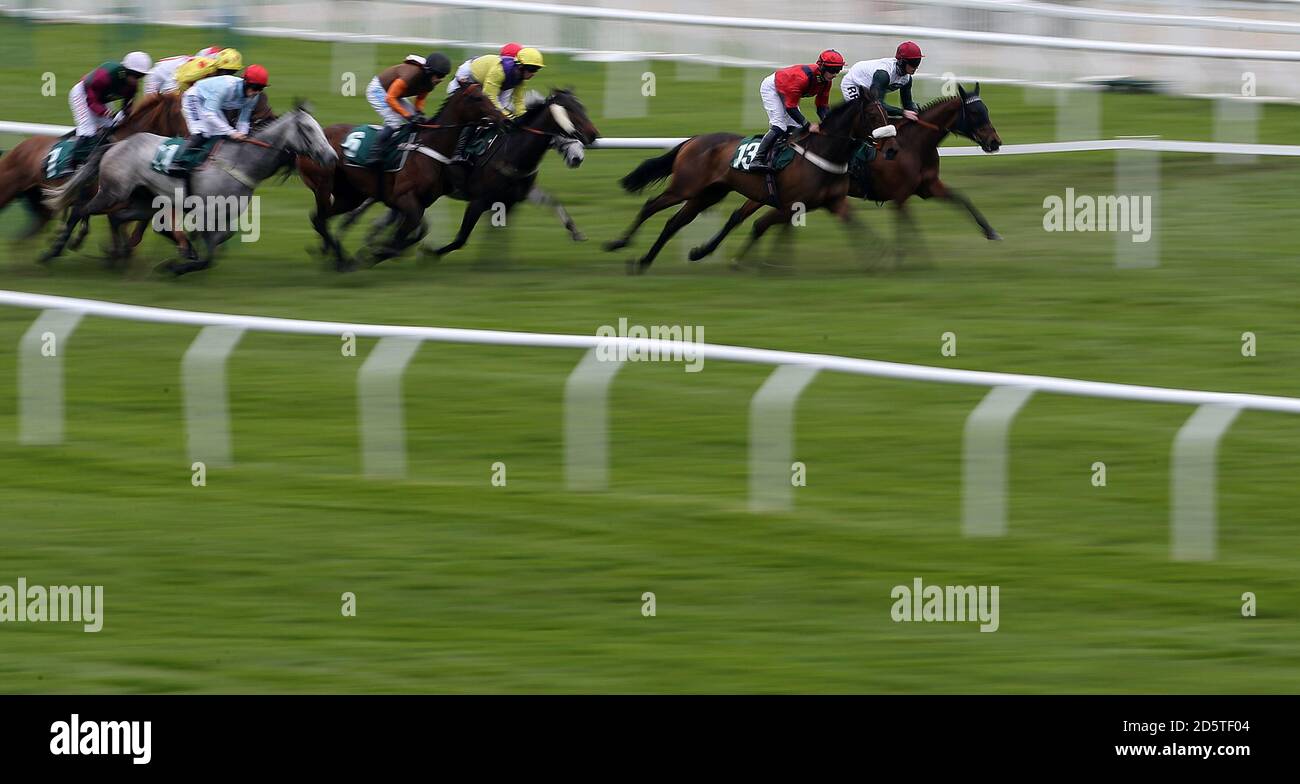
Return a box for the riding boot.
[366,124,398,166]
[748,127,785,173]
[448,126,474,166]
[167,134,207,177]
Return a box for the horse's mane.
[917,94,961,114]
[821,95,867,129]
[429,83,483,120]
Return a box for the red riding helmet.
[244,64,269,87]
[500,42,523,58]
[896,41,924,61]
[817,49,845,70]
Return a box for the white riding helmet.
[122,51,153,75]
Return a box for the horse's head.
[826,88,899,158]
[263,103,337,168]
[859,87,900,158]
[955,83,1000,153]
[542,88,600,148]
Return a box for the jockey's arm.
[511,87,526,120]
[785,103,810,130]
[86,70,113,116]
[815,82,830,122]
[385,78,414,118]
[870,69,904,116]
[899,80,918,113]
[201,90,236,136]
[413,92,428,115]
[481,64,515,118]
[235,98,255,135]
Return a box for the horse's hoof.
[571,232,587,243]
[688,246,709,263]
[604,238,628,252]
[986,230,1003,241]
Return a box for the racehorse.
[604,89,897,274]
[691,83,1003,268]
[297,84,506,270]
[0,92,189,241]
[45,104,335,274]
[426,88,599,258]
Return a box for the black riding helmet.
[424,52,451,78]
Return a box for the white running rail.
[4,288,1293,562]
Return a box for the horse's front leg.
[924,178,1001,240]
[692,198,762,262]
[526,186,585,242]
[433,198,491,257]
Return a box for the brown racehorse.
[693,83,1004,268]
[297,83,506,270]
[0,93,189,242]
[604,90,897,274]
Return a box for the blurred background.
[0,1,1298,694]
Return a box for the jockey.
[68,51,152,160]
[447,43,524,101]
[143,47,223,95]
[841,42,922,120]
[446,46,544,164]
[750,49,844,173]
[174,48,244,94]
[168,65,269,177]
[364,52,452,164]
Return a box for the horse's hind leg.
[632,188,727,274]
[733,206,793,268]
[18,188,52,239]
[690,198,762,262]
[604,190,686,251]
[432,199,490,258]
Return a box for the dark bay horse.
[693,83,1003,268]
[428,88,599,258]
[604,90,897,274]
[297,84,506,270]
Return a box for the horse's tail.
[42,146,104,212]
[619,140,686,194]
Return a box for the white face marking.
[549,103,576,135]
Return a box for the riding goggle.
[521,65,543,73]
[246,83,266,92]
[821,65,842,74]
[903,58,922,68]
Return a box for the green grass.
[0,19,1299,693]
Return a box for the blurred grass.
[0,19,1298,693]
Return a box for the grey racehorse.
[45,105,336,274]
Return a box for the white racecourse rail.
[6,120,1300,158]
[4,289,1298,563]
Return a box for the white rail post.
[1115,138,1160,269]
[357,337,422,478]
[1214,96,1259,165]
[749,365,819,513]
[565,347,624,491]
[1170,403,1241,561]
[963,386,1035,537]
[182,326,245,468]
[18,309,84,445]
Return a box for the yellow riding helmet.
[215,48,244,71]
[515,47,544,69]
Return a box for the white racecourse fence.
[4,289,1299,563]
[10,0,1300,98]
